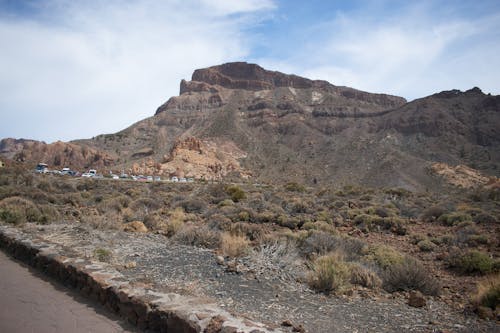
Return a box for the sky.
[1,0,499,143]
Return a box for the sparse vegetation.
[308,252,351,294]
[382,257,440,296]
[0,163,498,321]
[447,250,497,275]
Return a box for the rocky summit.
[2,62,500,190]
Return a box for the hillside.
[2,62,499,190]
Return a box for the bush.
[417,239,436,252]
[0,196,42,224]
[220,233,250,257]
[421,206,446,222]
[473,212,497,224]
[447,250,496,275]
[364,245,404,270]
[175,198,207,213]
[165,207,186,236]
[471,274,500,311]
[438,212,472,226]
[307,252,351,294]
[225,185,246,202]
[175,225,221,249]
[285,182,305,192]
[350,263,382,289]
[382,257,440,295]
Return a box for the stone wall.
[0,225,279,333]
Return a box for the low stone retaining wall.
[0,225,280,333]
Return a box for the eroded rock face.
[160,137,251,180]
[0,138,115,170]
[430,163,494,188]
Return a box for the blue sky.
[1,0,499,143]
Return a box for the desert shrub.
[225,185,246,202]
[218,199,234,207]
[382,257,440,295]
[421,206,446,222]
[364,245,404,270]
[447,250,497,275]
[301,231,339,257]
[37,204,61,224]
[384,188,410,198]
[411,233,427,245]
[94,248,112,262]
[0,196,42,224]
[142,213,164,231]
[417,239,437,252]
[237,210,251,221]
[165,207,186,236]
[359,195,372,201]
[250,238,304,280]
[430,234,455,246]
[175,225,221,249]
[207,183,228,203]
[220,232,250,257]
[438,212,472,226]
[455,225,488,247]
[471,274,500,311]
[207,213,233,231]
[37,180,53,192]
[307,252,351,294]
[130,197,161,211]
[466,235,489,246]
[350,263,382,289]
[276,215,302,229]
[285,182,305,192]
[0,207,24,225]
[175,198,207,213]
[228,222,265,241]
[76,179,98,191]
[301,231,366,260]
[473,212,497,224]
[284,199,310,214]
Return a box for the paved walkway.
[0,250,139,333]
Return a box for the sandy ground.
[0,250,139,333]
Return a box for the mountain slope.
[2,62,499,190]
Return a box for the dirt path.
[0,250,139,333]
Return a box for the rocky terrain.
[2,62,499,190]
[7,222,500,332]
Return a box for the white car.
[171,176,179,182]
[81,172,93,178]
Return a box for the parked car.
[179,177,187,183]
[35,163,48,174]
[154,176,161,182]
[146,176,153,182]
[187,178,194,183]
[171,176,179,182]
[81,172,93,177]
[111,174,119,180]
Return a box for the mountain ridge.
[2,62,499,190]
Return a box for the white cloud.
[0,0,274,142]
[263,4,500,100]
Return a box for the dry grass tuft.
[220,232,250,257]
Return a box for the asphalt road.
[0,250,139,333]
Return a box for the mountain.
[2,62,499,190]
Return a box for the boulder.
[408,290,426,308]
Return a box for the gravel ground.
[19,223,500,333]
